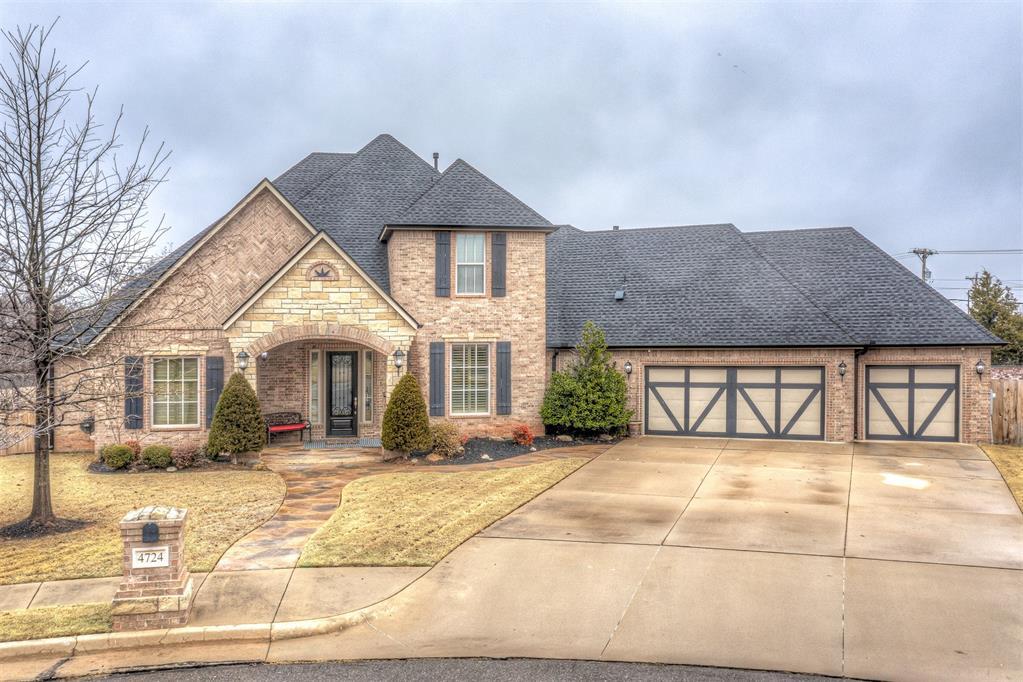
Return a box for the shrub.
[512,423,535,446]
[101,444,134,469]
[171,445,202,469]
[381,373,431,456]
[141,445,173,468]
[124,439,142,460]
[207,372,265,458]
[541,321,633,436]
[430,422,462,459]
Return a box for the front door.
[327,351,358,437]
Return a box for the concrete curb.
[0,606,370,662]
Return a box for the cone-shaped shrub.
[381,372,431,455]
[207,372,265,456]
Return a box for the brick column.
[112,506,193,631]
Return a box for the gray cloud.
[4,1,1021,299]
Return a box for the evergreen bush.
[430,421,462,458]
[101,444,134,469]
[141,445,173,468]
[207,372,265,458]
[381,373,431,456]
[540,321,632,436]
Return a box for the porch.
[252,338,392,443]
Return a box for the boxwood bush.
[101,444,134,469]
[141,445,173,468]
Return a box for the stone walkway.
[214,442,609,571]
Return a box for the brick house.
[60,133,1001,451]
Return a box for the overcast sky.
[4,2,1022,303]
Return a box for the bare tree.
[0,22,171,532]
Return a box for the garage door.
[644,366,825,440]
[865,365,959,441]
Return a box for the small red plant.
[512,423,535,447]
[459,433,470,446]
[124,439,142,460]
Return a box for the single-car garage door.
[865,365,959,442]
[644,366,825,440]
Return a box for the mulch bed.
[413,435,620,466]
[86,458,253,475]
[0,517,90,539]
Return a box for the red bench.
[264,412,311,444]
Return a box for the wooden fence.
[0,409,34,456]
[991,379,1023,445]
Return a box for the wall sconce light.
[623,361,633,376]
[393,349,405,373]
[236,351,249,372]
[838,361,847,379]
[259,351,269,362]
[975,359,986,376]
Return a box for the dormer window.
[456,233,485,295]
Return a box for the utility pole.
[911,248,938,282]
[965,273,981,314]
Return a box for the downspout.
[852,344,871,441]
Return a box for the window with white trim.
[451,343,489,415]
[362,350,373,424]
[456,233,485,295]
[309,350,321,424]
[152,357,199,427]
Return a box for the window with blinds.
[152,357,199,427]
[456,233,485,295]
[451,343,489,414]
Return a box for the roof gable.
[223,231,419,330]
[274,134,440,291]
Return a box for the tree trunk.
[30,373,56,525]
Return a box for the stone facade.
[225,239,417,406]
[388,229,547,436]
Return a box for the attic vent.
[614,289,625,301]
[612,225,620,231]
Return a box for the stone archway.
[245,322,397,358]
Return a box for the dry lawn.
[982,444,1023,510]
[0,602,112,643]
[0,454,286,584]
[300,458,586,567]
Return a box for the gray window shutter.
[205,356,224,428]
[496,341,511,415]
[435,232,451,297]
[491,232,506,297]
[124,357,144,429]
[429,342,445,416]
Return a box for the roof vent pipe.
[612,225,619,230]
[432,152,439,170]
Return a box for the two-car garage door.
[644,366,825,440]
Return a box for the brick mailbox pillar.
[112,506,194,631]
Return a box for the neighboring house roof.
[379,158,553,239]
[743,227,1002,346]
[546,224,860,348]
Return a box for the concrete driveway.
[269,437,1023,681]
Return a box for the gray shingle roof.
[546,224,860,348]
[744,227,1001,346]
[274,135,441,291]
[389,159,552,230]
[547,224,1001,348]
